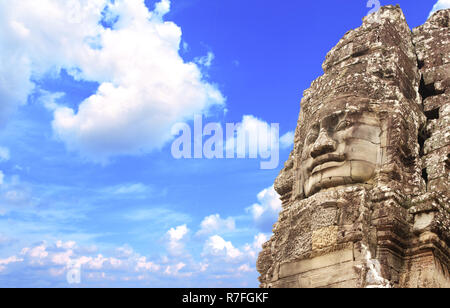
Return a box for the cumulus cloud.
[202,235,243,262]
[0,0,105,126]
[199,232,267,284]
[56,240,76,250]
[0,230,266,286]
[252,233,268,252]
[167,225,189,242]
[430,0,450,16]
[243,233,268,259]
[247,186,282,233]
[20,243,49,265]
[0,0,224,161]
[166,224,189,256]
[0,256,23,272]
[135,256,160,272]
[196,214,235,236]
[164,262,186,276]
[237,264,253,273]
[0,182,275,286]
[0,240,163,284]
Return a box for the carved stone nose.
[310,130,337,158]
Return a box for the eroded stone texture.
[257,6,450,288]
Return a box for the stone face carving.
[300,100,382,197]
[257,6,450,288]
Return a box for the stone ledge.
[279,248,354,279]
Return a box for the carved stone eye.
[305,124,320,145]
[335,120,351,131]
[306,133,318,145]
[327,114,339,128]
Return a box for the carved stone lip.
[308,153,346,174]
[311,160,346,175]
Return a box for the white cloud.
[243,233,268,259]
[56,240,77,250]
[166,224,189,255]
[279,131,294,149]
[0,0,104,126]
[247,186,281,232]
[0,0,224,161]
[4,190,28,203]
[0,174,34,213]
[135,256,160,272]
[0,181,277,286]
[19,243,49,266]
[237,264,253,273]
[167,224,189,242]
[199,262,209,272]
[164,262,186,276]
[195,52,215,68]
[0,256,23,272]
[200,232,267,274]
[38,90,65,111]
[51,249,74,265]
[197,214,235,236]
[0,256,23,265]
[123,208,190,223]
[155,0,171,15]
[10,241,161,276]
[0,147,10,162]
[115,246,134,258]
[109,183,149,195]
[430,0,450,16]
[182,42,190,52]
[252,233,268,251]
[22,243,49,259]
[0,231,264,286]
[203,235,242,261]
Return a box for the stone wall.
[257,6,450,288]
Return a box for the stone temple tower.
[257,6,450,288]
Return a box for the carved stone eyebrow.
[343,111,380,127]
[309,123,320,134]
[317,110,380,129]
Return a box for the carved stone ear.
[273,150,293,192]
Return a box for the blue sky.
[0,0,447,287]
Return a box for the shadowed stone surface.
[257,5,450,288]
